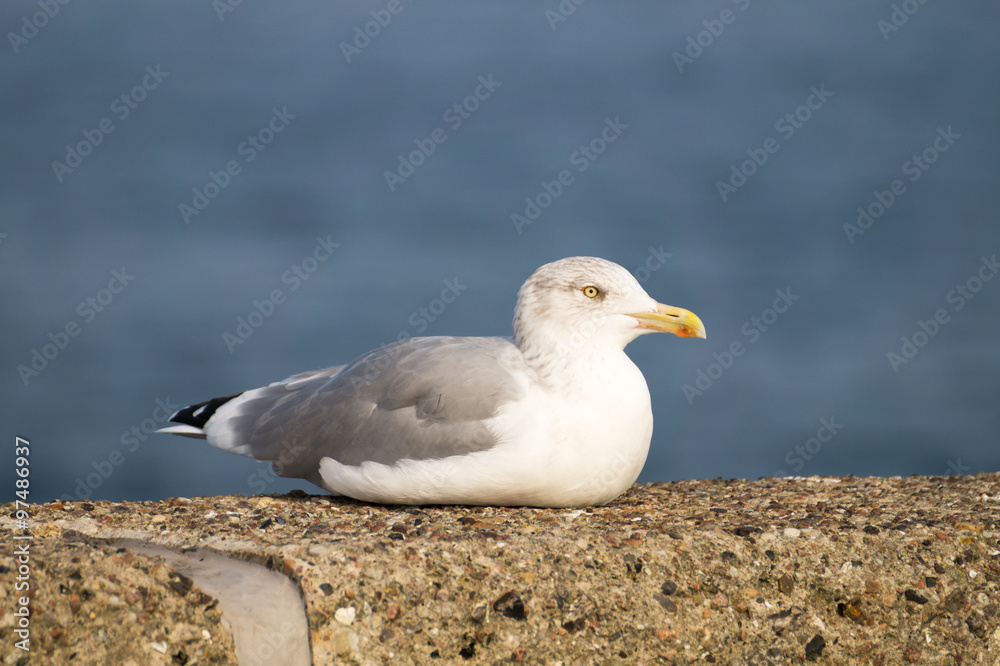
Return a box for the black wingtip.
[169,392,244,429]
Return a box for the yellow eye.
[582,285,600,298]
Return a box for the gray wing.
[206,336,528,480]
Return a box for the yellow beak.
[629,302,707,339]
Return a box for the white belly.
[317,351,654,507]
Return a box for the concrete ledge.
[3,474,1000,664]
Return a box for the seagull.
[158,256,705,507]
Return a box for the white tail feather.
[156,424,207,439]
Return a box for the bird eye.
[582,285,600,298]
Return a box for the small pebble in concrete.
[805,634,825,660]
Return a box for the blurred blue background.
[3,1,998,503]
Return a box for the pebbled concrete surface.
[3,474,1000,664]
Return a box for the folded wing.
[167,336,528,483]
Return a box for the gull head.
[512,256,706,355]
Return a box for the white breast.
[462,347,653,506]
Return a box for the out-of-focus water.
[2,1,998,502]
